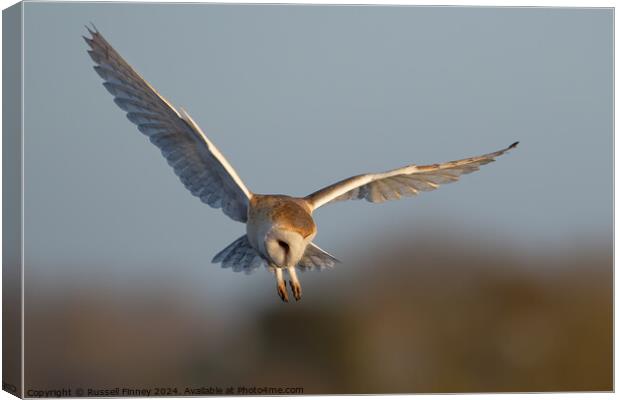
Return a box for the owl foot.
[277,281,289,302]
[274,267,289,302]
[289,280,302,301]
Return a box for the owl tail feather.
[212,235,265,275]
[297,243,341,271]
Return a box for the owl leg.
[275,267,289,303]
[287,267,302,301]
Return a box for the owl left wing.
[305,142,518,210]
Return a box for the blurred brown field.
[24,228,612,394]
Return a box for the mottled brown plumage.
[250,195,316,239]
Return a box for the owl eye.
[277,240,290,254]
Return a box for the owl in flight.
[85,27,518,302]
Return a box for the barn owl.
[84,27,518,302]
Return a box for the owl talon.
[289,280,302,301]
[277,282,289,303]
[274,267,289,303]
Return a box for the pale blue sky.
[21,3,612,307]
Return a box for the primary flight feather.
[85,27,518,302]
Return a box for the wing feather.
[85,27,252,222]
[306,142,518,210]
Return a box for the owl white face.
[264,228,310,267]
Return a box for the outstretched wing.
[305,142,518,210]
[84,27,252,222]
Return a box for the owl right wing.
[304,142,518,210]
[84,27,252,222]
